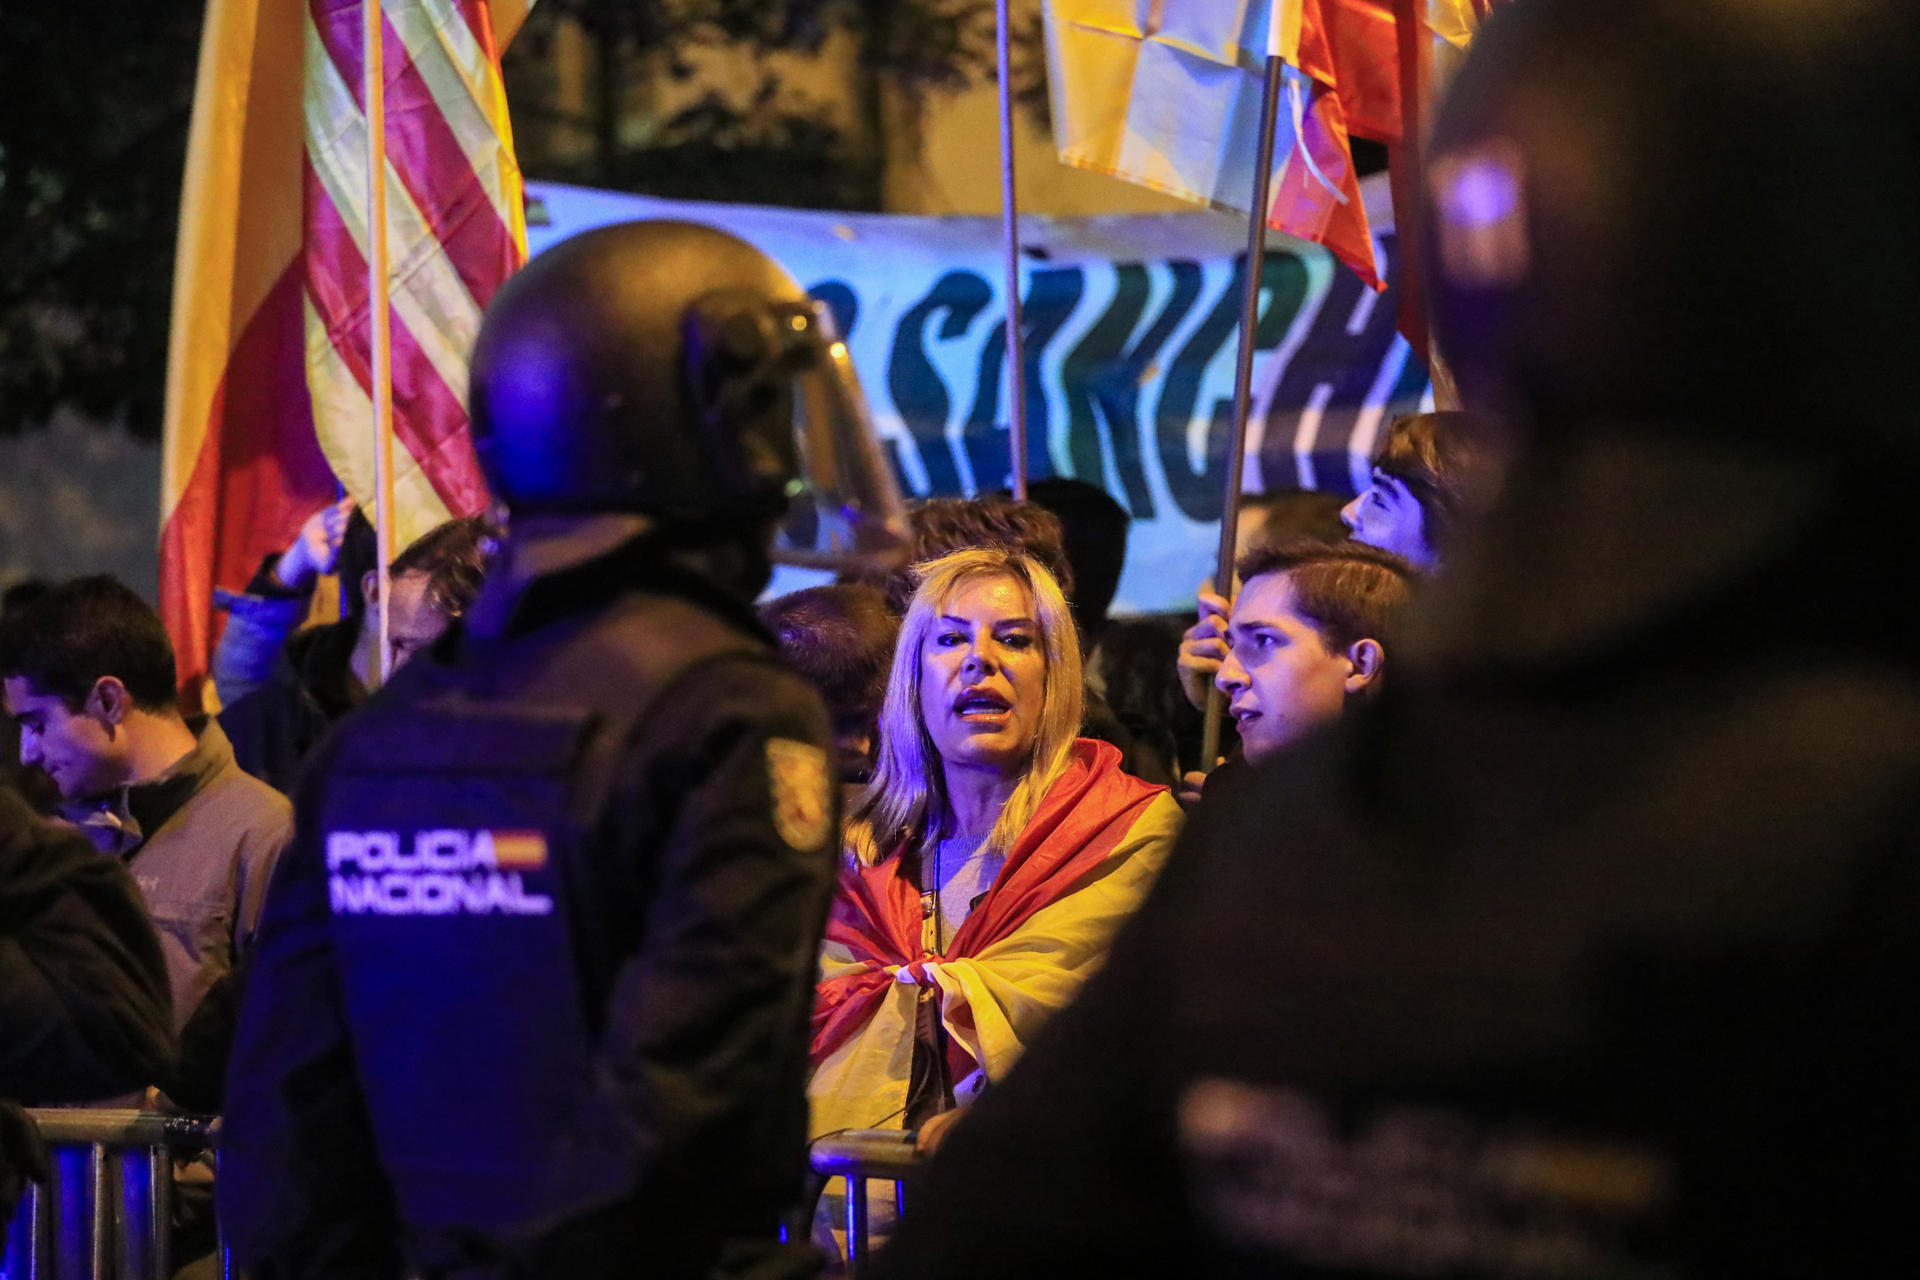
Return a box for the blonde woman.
[808,547,1182,1151]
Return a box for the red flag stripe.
[1301,0,1403,144]
[374,33,519,310]
[303,160,490,516]
[1271,79,1380,290]
[452,0,494,65]
[307,0,516,311]
[161,265,340,705]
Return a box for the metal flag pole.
[1200,5,1288,773]
[364,0,397,685]
[996,0,1029,499]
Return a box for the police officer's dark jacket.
[221,526,841,1280]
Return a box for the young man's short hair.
[0,575,180,712]
[1235,538,1417,658]
[389,516,498,619]
[875,497,1074,617]
[1374,411,1493,552]
[1239,489,1351,546]
[758,583,900,738]
[1,578,52,620]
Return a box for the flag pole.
[1200,12,1288,774]
[364,0,396,685]
[996,0,1029,499]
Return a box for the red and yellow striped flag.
[161,0,530,709]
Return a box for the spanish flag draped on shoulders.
[809,739,1182,1138]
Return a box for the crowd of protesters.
[0,405,1480,1264]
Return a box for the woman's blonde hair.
[848,546,1083,864]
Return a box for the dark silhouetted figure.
[873,2,1920,1276]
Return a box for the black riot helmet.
[1427,0,1920,462]
[469,219,907,571]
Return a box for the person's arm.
[0,786,173,1103]
[265,498,356,596]
[601,659,839,1268]
[209,592,309,708]
[218,774,401,1280]
[211,499,355,707]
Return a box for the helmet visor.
[772,302,911,576]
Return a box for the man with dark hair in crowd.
[3,780,175,1246]
[218,515,495,793]
[0,576,289,1111]
[1173,539,1414,803]
[1340,410,1496,571]
[1181,415,1491,716]
[1213,539,1411,768]
[872,1,1920,1275]
[760,583,899,787]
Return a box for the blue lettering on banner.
[887,270,994,497]
[525,183,1432,611]
[961,266,1085,495]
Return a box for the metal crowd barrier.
[2,1110,227,1280]
[808,1129,923,1278]
[6,1112,916,1280]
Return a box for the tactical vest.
[313,591,769,1247]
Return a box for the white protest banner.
[525,178,1430,613]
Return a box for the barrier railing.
[808,1129,923,1278]
[7,1111,917,1279]
[2,1110,226,1280]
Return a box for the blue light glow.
[1443,159,1521,229]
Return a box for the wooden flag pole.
[1199,17,1288,774]
[996,0,1029,499]
[365,0,397,685]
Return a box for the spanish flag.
[485,829,548,871]
[1041,1,1489,292]
[160,0,530,708]
[808,740,1183,1138]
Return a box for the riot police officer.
[872,1,1920,1276]
[221,221,907,1279]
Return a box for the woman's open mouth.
[954,688,1013,722]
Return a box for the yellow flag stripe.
[162,0,305,520]
[303,20,482,408]
[303,292,458,552]
[388,0,524,235]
